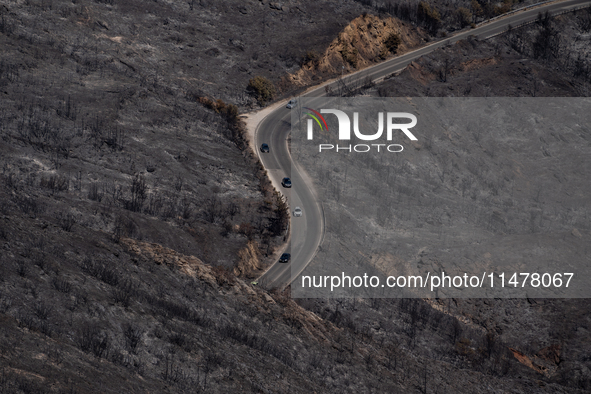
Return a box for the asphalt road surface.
[256,0,591,289]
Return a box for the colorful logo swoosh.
[304,108,329,132]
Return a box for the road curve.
[255,0,591,289]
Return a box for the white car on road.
[293,207,302,217]
[286,98,297,109]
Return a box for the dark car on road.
[281,177,291,188]
[260,143,269,153]
[279,253,291,263]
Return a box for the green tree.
[457,7,472,28]
[417,2,441,35]
[471,0,484,21]
[247,76,276,106]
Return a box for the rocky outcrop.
[288,14,428,86]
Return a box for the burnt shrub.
[123,323,143,353]
[112,214,138,242]
[15,376,48,394]
[88,182,103,202]
[0,16,15,36]
[80,259,119,286]
[38,320,53,337]
[142,293,212,328]
[57,210,76,232]
[34,301,52,320]
[16,196,44,216]
[76,324,110,358]
[124,175,147,212]
[16,261,29,278]
[112,278,135,307]
[169,332,188,349]
[17,312,37,331]
[40,175,69,192]
[104,127,124,151]
[52,276,73,293]
[56,95,77,121]
[218,323,294,367]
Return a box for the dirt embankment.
[288,14,428,87]
[233,240,263,277]
[510,345,561,377]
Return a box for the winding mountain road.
[250,0,591,289]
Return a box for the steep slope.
[1,1,591,393]
[0,217,585,393]
[289,13,428,86]
[374,10,591,97]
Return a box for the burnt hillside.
[1,0,590,393]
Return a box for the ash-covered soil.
[293,97,590,294]
[0,223,586,393]
[292,8,591,390]
[374,9,591,97]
